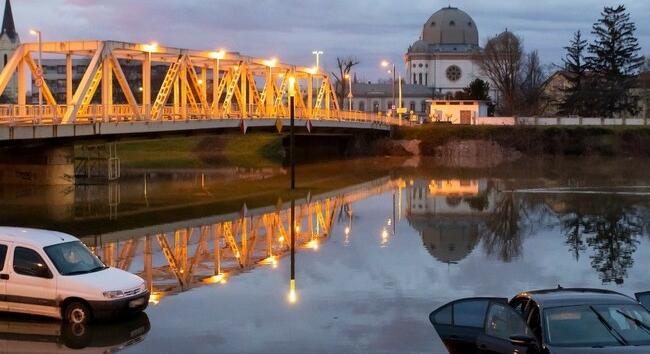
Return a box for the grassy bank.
[118,133,284,169]
[395,125,650,156]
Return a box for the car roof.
[0,227,79,248]
[516,288,638,308]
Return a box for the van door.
[0,243,8,311]
[6,246,58,318]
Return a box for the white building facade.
[405,6,494,98]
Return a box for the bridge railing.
[0,103,401,126]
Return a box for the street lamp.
[210,49,226,114]
[264,57,278,116]
[344,73,353,111]
[381,60,396,115]
[29,29,42,118]
[312,50,323,72]
[380,60,403,125]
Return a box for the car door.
[0,243,8,311]
[476,301,538,354]
[5,245,58,318]
[636,291,650,310]
[429,297,507,353]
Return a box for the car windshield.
[44,241,106,276]
[544,304,650,347]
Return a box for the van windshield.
[44,241,107,276]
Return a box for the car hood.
[67,267,144,292]
[550,346,650,353]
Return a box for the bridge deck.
[0,40,403,143]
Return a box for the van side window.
[13,247,53,279]
[0,244,7,271]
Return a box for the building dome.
[409,39,429,53]
[408,216,480,264]
[422,7,478,47]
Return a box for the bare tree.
[520,50,549,116]
[331,57,360,109]
[477,31,524,116]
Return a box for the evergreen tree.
[462,78,492,101]
[587,5,645,117]
[559,31,588,116]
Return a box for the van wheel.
[63,301,91,324]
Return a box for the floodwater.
[2,155,650,353]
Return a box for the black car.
[429,288,650,353]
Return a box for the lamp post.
[381,60,396,115]
[29,29,42,118]
[289,75,296,191]
[344,73,353,111]
[211,49,226,114]
[264,57,277,117]
[312,50,323,71]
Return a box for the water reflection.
[0,313,150,353]
[83,178,401,305]
[405,178,650,285]
[3,158,650,352]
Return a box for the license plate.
[129,297,145,308]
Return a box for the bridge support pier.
[0,142,122,186]
[0,145,76,185]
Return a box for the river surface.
[2,156,650,353]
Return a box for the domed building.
[405,6,487,96]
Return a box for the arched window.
[413,73,417,84]
[425,73,429,86]
[409,101,415,112]
[421,101,428,113]
[449,20,456,26]
[359,101,365,112]
[387,101,393,110]
[373,101,379,113]
[419,73,423,85]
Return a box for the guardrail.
[0,104,405,127]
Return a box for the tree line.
[478,5,645,118]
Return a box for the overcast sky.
[12,0,650,81]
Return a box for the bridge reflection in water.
[81,177,404,305]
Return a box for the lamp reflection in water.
[343,204,353,247]
[288,199,298,304]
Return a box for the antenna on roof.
[557,284,563,289]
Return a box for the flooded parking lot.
[2,157,650,353]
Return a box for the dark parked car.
[429,288,650,353]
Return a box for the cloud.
[11,0,650,80]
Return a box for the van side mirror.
[509,334,536,347]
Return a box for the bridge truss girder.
[0,40,348,124]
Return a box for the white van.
[0,227,149,324]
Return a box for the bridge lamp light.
[288,76,296,98]
[210,49,226,60]
[306,66,318,75]
[144,42,158,53]
[264,57,278,68]
[381,60,389,68]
